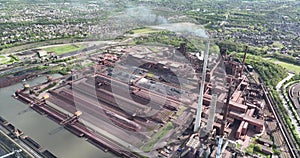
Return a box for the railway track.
[0,141,10,153]
[261,82,299,158]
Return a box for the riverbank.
[0,74,116,158]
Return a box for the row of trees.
[233,53,287,88]
[270,88,300,147]
[217,40,267,55]
[266,53,300,66]
[133,31,200,52]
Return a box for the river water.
[0,74,116,158]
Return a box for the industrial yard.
[14,44,198,157]
[0,0,299,157]
[10,33,291,158]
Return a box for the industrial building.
[14,42,272,158]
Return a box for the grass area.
[83,62,94,67]
[233,53,288,87]
[0,55,10,63]
[142,122,174,152]
[130,28,160,34]
[148,47,159,53]
[245,139,271,158]
[0,55,9,63]
[0,55,16,65]
[176,106,187,116]
[146,73,154,78]
[265,58,300,74]
[44,44,85,55]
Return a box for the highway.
[289,83,300,109]
[281,80,300,136]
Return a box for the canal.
[0,74,117,158]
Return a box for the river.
[0,74,117,158]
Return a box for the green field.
[266,58,300,74]
[0,55,11,64]
[141,122,174,152]
[148,47,159,53]
[131,28,160,34]
[44,44,85,55]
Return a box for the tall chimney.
[194,40,210,132]
[206,94,217,132]
[180,43,187,55]
[240,46,248,77]
[220,85,232,136]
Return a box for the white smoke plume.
[124,6,168,25]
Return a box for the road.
[290,82,300,113]
[276,73,300,135]
[276,73,294,90]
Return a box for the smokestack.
[194,40,210,132]
[220,85,232,136]
[180,43,187,55]
[240,46,248,77]
[206,94,217,132]
[220,47,227,58]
